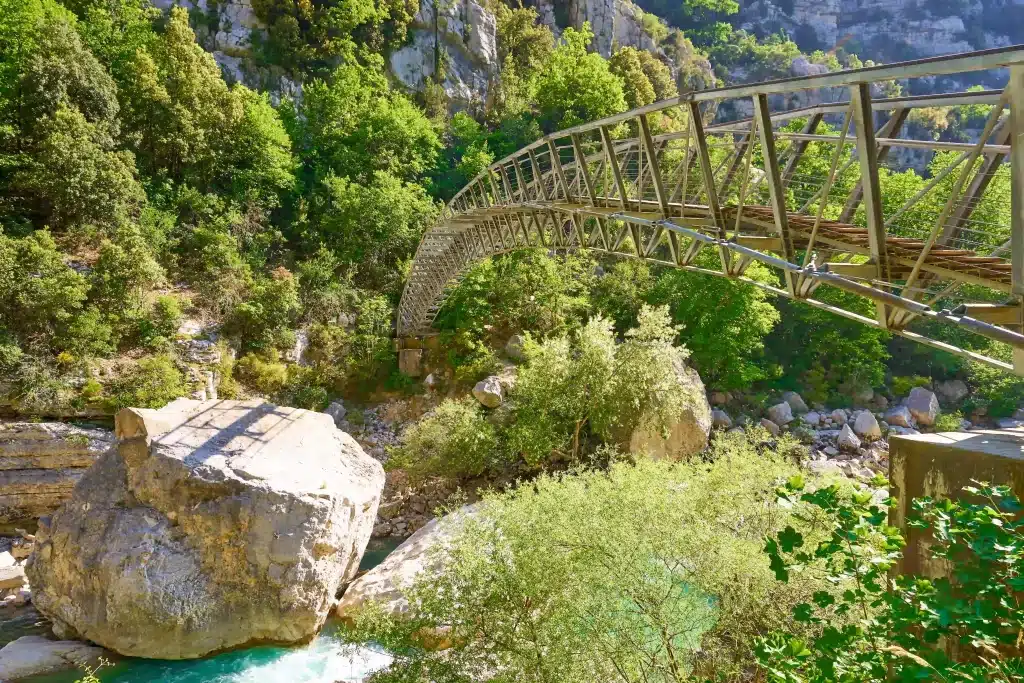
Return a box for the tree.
[17,105,144,234]
[534,24,627,132]
[647,256,780,390]
[505,306,692,466]
[430,112,494,202]
[118,7,239,187]
[305,171,437,296]
[759,479,1024,682]
[609,47,677,109]
[492,3,554,120]
[0,230,91,353]
[284,61,440,186]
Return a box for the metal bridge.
[398,46,1024,374]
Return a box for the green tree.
[648,257,780,390]
[305,171,437,296]
[0,230,91,353]
[430,112,494,201]
[505,305,693,466]
[227,266,302,352]
[759,479,1024,682]
[609,47,677,109]
[285,61,440,186]
[534,24,627,131]
[492,3,554,120]
[17,105,144,234]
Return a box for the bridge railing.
[399,45,1024,374]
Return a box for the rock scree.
[26,399,385,660]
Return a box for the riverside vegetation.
[2,0,1024,681]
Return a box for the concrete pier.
[889,428,1024,576]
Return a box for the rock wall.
[733,0,1022,66]
[0,423,114,526]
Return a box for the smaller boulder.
[324,400,347,426]
[766,402,794,426]
[830,409,847,426]
[806,460,844,476]
[0,552,14,569]
[711,409,733,429]
[837,424,861,452]
[759,418,781,436]
[782,391,808,414]
[423,373,439,390]
[0,636,104,681]
[907,387,940,426]
[726,427,745,435]
[0,564,26,591]
[505,334,526,362]
[885,405,915,428]
[709,391,730,406]
[802,411,821,427]
[935,379,968,405]
[472,376,504,408]
[852,411,882,441]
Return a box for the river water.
[1,537,404,683]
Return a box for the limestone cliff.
[732,0,1022,63]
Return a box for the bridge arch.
[399,46,1024,374]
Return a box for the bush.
[758,479,1024,681]
[235,351,289,395]
[890,374,932,398]
[347,432,837,681]
[226,266,301,353]
[137,295,183,348]
[964,348,1024,418]
[389,397,500,479]
[505,305,693,467]
[105,354,186,410]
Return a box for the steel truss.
[399,46,1024,374]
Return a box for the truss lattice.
[400,46,1024,374]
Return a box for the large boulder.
[27,399,385,659]
[0,636,104,681]
[935,379,969,405]
[0,423,114,525]
[626,362,712,459]
[837,424,861,452]
[906,387,940,426]
[337,505,478,619]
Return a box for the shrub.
[389,397,500,479]
[280,365,329,410]
[235,351,289,395]
[137,295,183,348]
[964,348,1024,418]
[758,479,1024,682]
[348,432,836,681]
[891,374,932,398]
[933,410,964,432]
[105,354,186,410]
[505,305,693,467]
[226,266,301,353]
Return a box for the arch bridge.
[399,46,1024,374]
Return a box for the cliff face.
[154,0,685,109]
[734,0,1022,62]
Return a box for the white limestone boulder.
[885,405,915,428]
[27,399,385,659]
[853,411,882,442]
[837,424,861,451]
[782,391,808,414]
[625,362,712,459]
[766,402,794,426]
[472,376,504,408]
[907,387,940,426]
[337,505,479,619]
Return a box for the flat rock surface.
[27,399,385,660]
[0,635,104,681]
